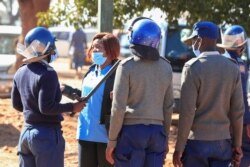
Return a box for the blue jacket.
[229,51,250,125]
[11,61,73,126]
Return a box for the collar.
[40,59,49,65]
[39,60,54,71]
[129,44,160,61]
[199,51,220,57]
[94,64,112,76]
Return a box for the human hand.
[172,150,183,167]
[60,84,66,92]
[72,101,86,114]
[231,147,243,167]
[106,146,115,165]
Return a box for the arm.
[38,71,74,115]
[242,66,250,125]
[230,70,244,147]
[108,63,129,147]
[229,71,244,167]
[69,32,75,49]
[61,84,81,100]
[83,32,88,49]
[106,63,129,164]
[173,65,198,167]
[246,125,250,138]
[175,65,198,152]
[11,79,23,112]
[163,70,174,146]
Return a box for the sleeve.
[69,33,75,48]
[163,70,174,140]
[230,70,244,147]
[242,66,250,124]
[38,71,74,115]
[108,63,129,148]
[175,65,199,152]
[11,79,23,112]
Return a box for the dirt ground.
[0,57,177,167]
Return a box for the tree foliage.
[37,0,250,34]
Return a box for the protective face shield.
[217,25,247,51]
[128,17,161,49]
[91,52,107,65]
[17,27,57,63]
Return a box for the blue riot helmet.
[17,27,58,63]
[217,25,247,50]
[128,17,161,49]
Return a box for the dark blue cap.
[182,21,219,45]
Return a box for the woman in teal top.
[77,32,120,167]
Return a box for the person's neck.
[200,46,217,53]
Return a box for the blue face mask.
[92,52,107,65]
[49,49,58,63]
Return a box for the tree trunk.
[15,0,50,70]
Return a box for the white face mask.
[192,37,201,57]
[222,50,231,58]
[91,52,107,65]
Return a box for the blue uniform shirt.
[229,51,250,125]
[77,64,112,143]
[11,61,73,126]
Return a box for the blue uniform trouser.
[18,124,65,167]
[181,139,232,167]
[114,124,167,167]
[240,126,250,167]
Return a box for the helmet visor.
[17,40,50,59]
[222,32,247,48]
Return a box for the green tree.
[37,0,250,34]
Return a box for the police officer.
[217,25,250,167]
[173,21,244,167]
[11,27,86,167]
[105,17,174,167]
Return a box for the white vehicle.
[0,25,21,98]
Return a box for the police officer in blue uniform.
[11,27,86,167]
[217,25,250,167]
